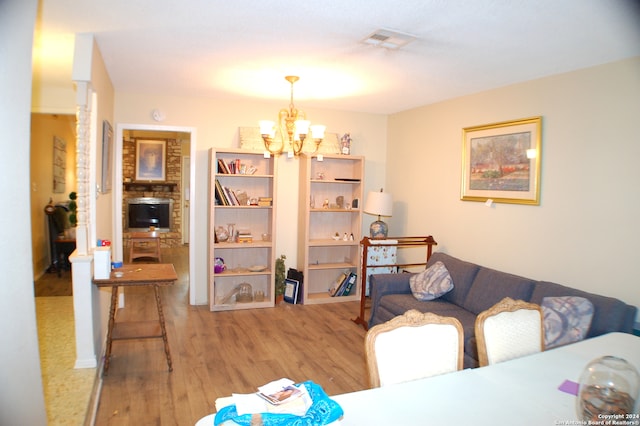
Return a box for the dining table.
[196,332,640,425]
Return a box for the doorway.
[114,124,196,304]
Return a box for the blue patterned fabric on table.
[214,381,344,426]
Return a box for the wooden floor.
[95,246,369,425]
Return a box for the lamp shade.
[364,191,393,217]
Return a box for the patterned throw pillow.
[541,296,594,349]
[409,261,454,301]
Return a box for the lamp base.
[369,220,388,239]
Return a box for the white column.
[70,252,97,368]
[71,80,97,368]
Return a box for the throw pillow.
[541,296,594,349]
[409,261,454,301]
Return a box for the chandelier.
[259,76,325,157]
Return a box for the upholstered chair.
[364,309,464,388]
[475,297,545,367]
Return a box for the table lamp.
[363,189,393,239]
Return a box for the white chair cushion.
[483,309,542,365]
[374,323,460,386]
[409,261,454,301]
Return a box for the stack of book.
[257,197,272,206]
[328,271,357,297]
[237,230,253,243]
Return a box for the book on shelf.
[215,179,229,205]
[328,271,348,296]
[222,186,239,206]
[217,158,230,174]
[337,272,357,296]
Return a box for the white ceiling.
[33,0,640,115]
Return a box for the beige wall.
[115,94,388,304]
[1,0,47,423]
[30,113,77,276]
[387,57,640,311]
[90,38,116,246]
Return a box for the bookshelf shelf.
[208,148,277,311]
[298,154,364,304]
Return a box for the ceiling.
[33,0,640,115]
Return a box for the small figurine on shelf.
[323,199,329,209]
[340,133,352,155]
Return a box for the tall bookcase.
[297,154,364,304]
[208,148,277,311]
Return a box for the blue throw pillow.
[409,261,454,301]
[541,296,594,349]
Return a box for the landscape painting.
[461,117,542,205]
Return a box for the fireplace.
[126,197,173,232]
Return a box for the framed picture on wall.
[461,116,542,205]
[135,139,166,181]
[101,120,113,193]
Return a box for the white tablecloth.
[197,332,640,425]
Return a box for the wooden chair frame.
[365,309,464,388]
[475,297,545,367]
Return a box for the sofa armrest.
[368,273,413,328]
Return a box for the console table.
[352,236,437,330]
[93,263,177,374]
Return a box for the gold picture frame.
[461,117,542,205]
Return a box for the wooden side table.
[129,231,162,262]
[93,263,178,374]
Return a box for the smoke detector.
[361,29,417,50]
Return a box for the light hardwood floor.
[95,246,369,425]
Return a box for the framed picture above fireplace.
[135,139,166,182]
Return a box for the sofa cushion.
[541,296,594,349]
[462,267,536,315]
[530,281,636,337]
[427,253,480,307]
[409,261,453,301]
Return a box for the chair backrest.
[364,309,464,388]
[475,297,544,367]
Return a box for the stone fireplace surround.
[122,137,182,247]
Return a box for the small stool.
[129,231,162,262]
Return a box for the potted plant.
[275,254,286,304]
[68,191,78,227]
[65,191,78,239]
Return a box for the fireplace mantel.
[124,182,177,192]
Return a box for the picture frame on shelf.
[461,116,542,205]
[135,139,166,182]
[283,278,300,304]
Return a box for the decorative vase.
[576,355,639,421]
[215,226,229,242]
[227,223,236,243]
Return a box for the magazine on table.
[257,384,303,405]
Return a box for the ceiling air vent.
[361,29,417,50]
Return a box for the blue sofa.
[368,252,638,369]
